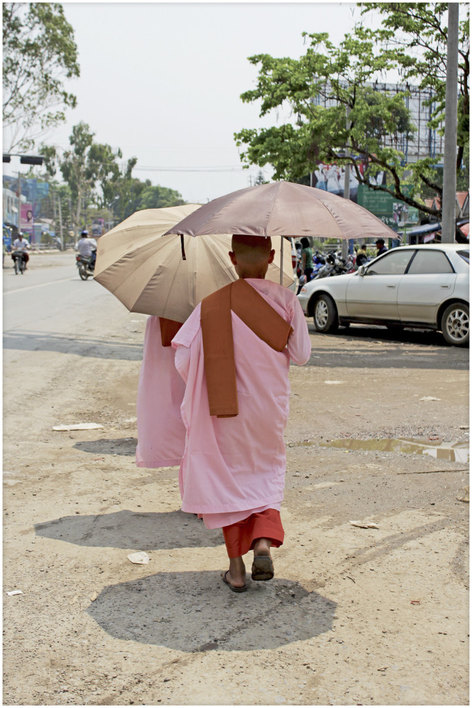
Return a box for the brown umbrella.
[94,205,295,322]
[164,181,398,240]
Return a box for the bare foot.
[224,556,246,589]
[253,537,271,557]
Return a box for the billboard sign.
[357,185,419,232]
[312,162,386,203]
[20,203,34,234]
[313,163,362,202]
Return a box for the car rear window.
[407,250,454,274]
[457,250,469,264]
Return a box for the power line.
[131,165,249,173]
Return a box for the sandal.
[251,555,274,581]
[222,570,247,593]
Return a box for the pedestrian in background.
[296,236,314,294]
[356,243,369,267]
[375,238,388,256]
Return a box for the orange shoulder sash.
[201,279,293,417]
[159,317,183,347]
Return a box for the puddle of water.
[321,438,469,464]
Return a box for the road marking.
[4,277,84,295]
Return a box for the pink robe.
[136,316,186,468]
[172,278,311,528]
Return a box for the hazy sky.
[11,2,386,203]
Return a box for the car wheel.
[313,294,338,333]
[441,302,469,347]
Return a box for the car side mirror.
[358,265,366,276]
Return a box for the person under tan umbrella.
[164,180,396,590]
[172,235,311,591]
[93,205,295,471]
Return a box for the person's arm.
[287,298,311,365]
[301,250,307,270]
[171,305,201,382]
[173,346,191,384]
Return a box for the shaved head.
[231,235,272,262]
[229,235,275,279]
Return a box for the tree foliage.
[3,3,80,151]
[41,123,184,231]
[234,3,469,217]
[359,3,469,167]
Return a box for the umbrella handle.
[180,234,186,260]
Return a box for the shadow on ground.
[34,509,223,549]
[87,570,336,651]
[306,325,468,370]
[74,438,137,456]
[3,331,143,361]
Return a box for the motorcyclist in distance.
[11,232,30,269]
[75,229,97,269]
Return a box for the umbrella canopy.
[94,205,295,322]
[164,181,398,240]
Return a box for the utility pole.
[53,188,64,249]
[58,192,64,250]
[441,3,459,243]
[16,171,21,234]
[342,162,350,259]
[341,106,351,259]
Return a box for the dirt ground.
[3,252,469,705]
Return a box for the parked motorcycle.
[76,253,95,280]
[313,251,355,280]
[12,250,27,275]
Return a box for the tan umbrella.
[164,181,398,240]
[94,205,295,322]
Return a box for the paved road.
[4,255,110,332]
[4,251,468,370]
[3,252,144,361]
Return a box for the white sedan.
[297,244,469,347]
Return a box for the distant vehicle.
[75,253,95,280]
[12,250,27,275]
[297,244,469,347]
[91,218,105,238]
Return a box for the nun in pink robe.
[172,278,311,535]
[135,316,186,468]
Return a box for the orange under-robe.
[222,509,284,558]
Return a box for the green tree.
[360,2,469,172]
[3,3,79,151]
[234,3,469,218]
[41,122,126,231]
[253,169,268,185]
[58,122,94,231]
[41,124,186,227]
[139,184,185,210]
